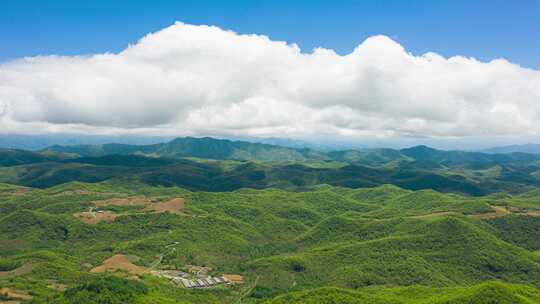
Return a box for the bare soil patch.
[0,288,32,301]
[92,196,152,208]
[47,283,67,292]
[223,274,244,284]
[469,206,510,219]
[9,188,30,197]
[144,198,185,215]
[526,210,540,216]
[410,211,456,219]
[90,254,146,274]
[74,211,119,224]
[186,265,212,275]
[0,264,32,280]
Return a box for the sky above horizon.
[1,0,540,148]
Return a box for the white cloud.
[1,22,540,139]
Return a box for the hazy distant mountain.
[0,148,68,166]
[1,137,540,195]
[481,144,540,154]
[0,134,174,150]
[44,137,540,166]
[45,136,328,161]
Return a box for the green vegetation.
[1,180,540,303]
[2,137,540,195]
[266,282,540,304]
[1,138,540,302]
[53,276,148,304]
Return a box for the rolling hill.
[45,137,328,162]
[0,182,539,303]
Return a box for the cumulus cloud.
[1,22,539,139]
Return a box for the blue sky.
[1,0,540,148]
[1,0,539,68]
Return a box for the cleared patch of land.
[410,211,457,219]
[0,288,33,302]
[469,206,510,219]
[90,254,146,274]
[0,263,32,280]
[73,210,119,224]
[73,197,187,224]
[47,283,67,292]
[91,196,153,207]
[144,198,185,214]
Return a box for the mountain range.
[2,136,540,303]
[481,144,540,154]
[0,137,539,195]
[44,136,540,165]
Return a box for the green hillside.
[2,138,540,303]
[266,282,540,304]
[45,137,328,162]
[1,154,539,195]
[1,181,539,303]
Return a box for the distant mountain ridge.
[1,138,540,194]
[45,137,328,162]
[44,137,540,165]
[481,144,540,154]
[0,134,174,150]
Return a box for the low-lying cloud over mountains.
[1,22,539,139]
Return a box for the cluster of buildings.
[178,275,229,288]
[151,268,244,289]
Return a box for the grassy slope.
[266,282,540,304]
[0,182,539,303]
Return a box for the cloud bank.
[1,22,539,139]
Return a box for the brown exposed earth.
[469,206,510,219]
[410,211,456,219]
[186,264,212,275]
[0,263,33,280]
[90,254,146,274]
[144,198,185,214]
[0,188,30,198]
[74,211,119,224]
[223,274,244,284]
[11,188,30,197]
[526,210,540,216]
[74,197,186,224]
[92,196,185,214]
[91,196,153,208]
[0,288,33,302]
[47,283,67,292]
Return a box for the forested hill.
[0,138,539,195]
[45,137,328,161]
[44,137,540,165]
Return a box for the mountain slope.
[45,137,328,161]
[45,137,540,167]
[2,183,539,303]
[482,144,540,154]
